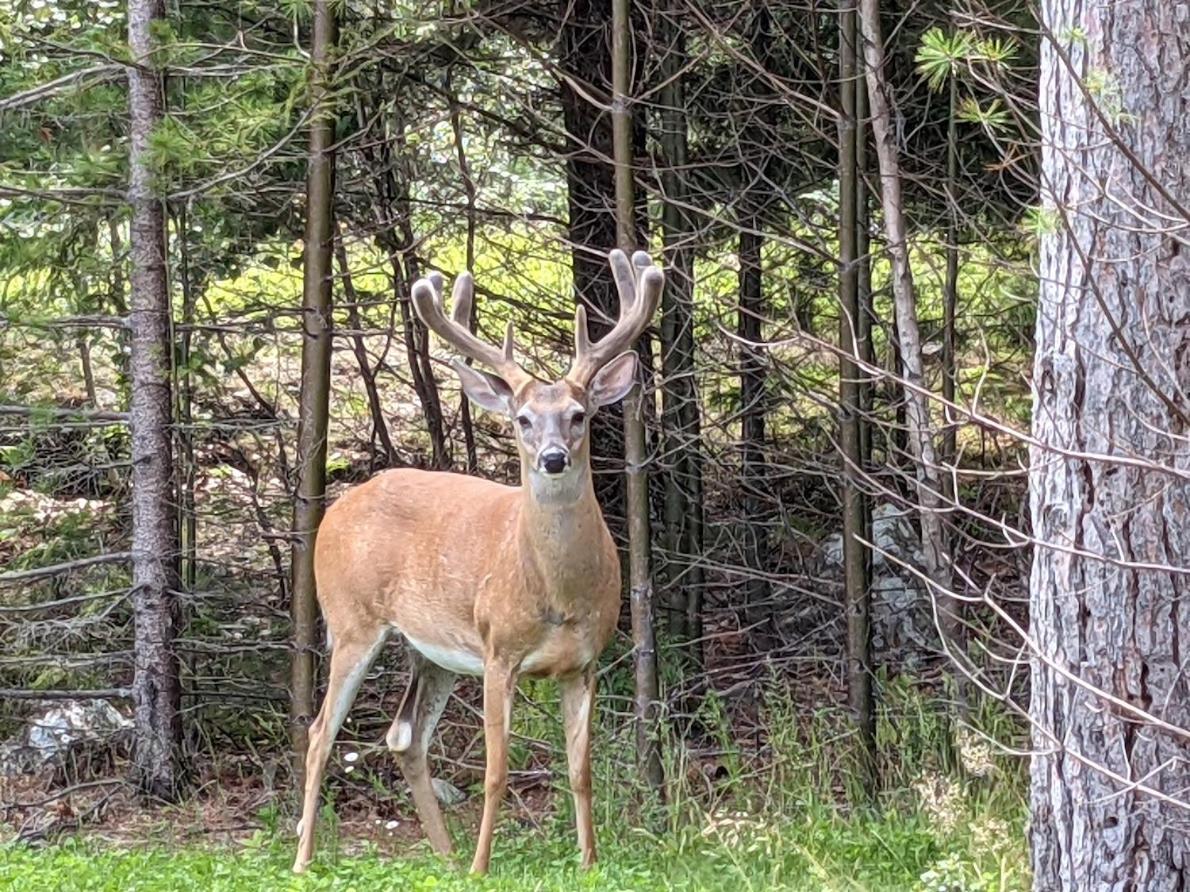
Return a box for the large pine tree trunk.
[127,0,182,800]
[1029,2,1190,888]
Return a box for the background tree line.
[0,0,1185,887]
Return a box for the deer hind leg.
[292,629,387,874]
[470,660,517,875]
[561,670,597,868]
[386,654,457,856]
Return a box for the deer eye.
[516,414,531,430]
[571,412,586,427]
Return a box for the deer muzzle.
[538,447,570,475]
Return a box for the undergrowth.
[0,679,1029,891]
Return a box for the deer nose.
[539,449,569,475]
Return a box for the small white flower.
[385,820,399,830]
[344,751,359,763]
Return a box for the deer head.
[411,250,664,485]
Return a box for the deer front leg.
[471,660,517,874]
[293,630,387,874]
[561,670,597,868]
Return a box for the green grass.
[0,678,1030,890]
[0,792,1027,892]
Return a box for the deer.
[292,249,664,875]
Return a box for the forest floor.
[0,759,1030,891]
[0,807,1027,891]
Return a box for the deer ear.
[453,360,514,414]
[588,351,638,408]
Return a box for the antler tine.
[609,249,638,320]
[631,251,653,289]
[573,304,592,358]
[567,250,664,386]
[411,271,530,388]
[449,273,472,328]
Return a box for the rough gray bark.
[612,0,663,798]
[289,0,338,781]
[858,0,958,662]
[1029,3,1190,889]
[838,0,874,792]
[127,0,182,800]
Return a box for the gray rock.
[431,777,467,806]
[818,503,933,666]
[0,699,132,776]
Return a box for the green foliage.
[956,97,1011,133]
[1020,205,1060,240]
[1083,67,1128,124]
[915,28,979,92]
[916,27,1018,91]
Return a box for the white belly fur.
[403,632,594,677]
[404,633,484,676]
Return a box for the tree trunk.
[858,0,958,665]
[856,66,874,609]
[384,112,449,470]
[335,238,396,467]
[289,0,338,782]
[448,73,479,475]
[658,0,702,662]
[838,0,874,793]
[737,221,770,636]
[1029,3,1190,888]
[560,0,625,522]
[737,4,774,642]
[941,66,958,506]
[612,0,663,799]
[364,92,448,470]
[127,0,182,800]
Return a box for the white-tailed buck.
[292,249,663,875]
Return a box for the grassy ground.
[1,790,1027,892]
[0,680,1031,890]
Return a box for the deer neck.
[516,461,607,598]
